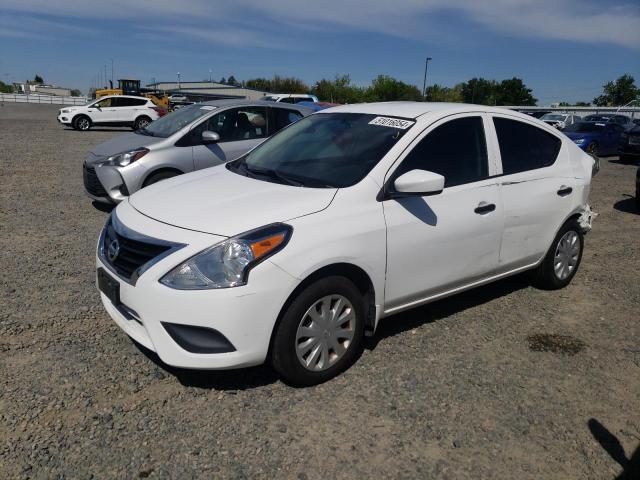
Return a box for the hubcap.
[138,119,150,128]
[554,231,580,280]
[79,119,89,130]
[295,294,356,372]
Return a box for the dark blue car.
[561,121,626,156]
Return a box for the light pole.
[209,69,212,84]
[422,57,432,100]
[177,72,181,90]
[110,58,114,85]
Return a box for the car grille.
[102,221,172,281]
[83,164,108,197]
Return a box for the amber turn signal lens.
[250,233,286,259]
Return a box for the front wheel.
[74,115,91,131]
[532,219,584,290]
[271,276,365,386]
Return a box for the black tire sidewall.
[134,116,151,131]
[74,116,90,131]
[271,276,365,387]
[537,220,584,290]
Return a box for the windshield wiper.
[244,165,304,187]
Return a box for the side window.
[279,97,296,104]
[187,107,269,144]
[94,98,112,108]
[293,97,311,104]
[493,117,561,175]
[271,108,303,134]
[394,117,489,188]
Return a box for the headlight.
[106,147,149,167]
[573,138,585,144]
[61,109,70,113]
[160,223,292,290]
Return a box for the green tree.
[593,74,639,106]
[244,75,309,93]
[365,75,422,102]
[34,74,44,84]
[70,89,82,97]
[495,77,537,106]
[0,80,14,93]
[461,78,498,105]
[425,83,464,102]
[219,77,227,85]
[227,75,240,87]
[311,75,366,103]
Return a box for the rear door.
[383,114,504,310]
[192,106,269,170]
[490,114,574,270]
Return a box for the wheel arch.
[267,262,378,361]
[72,113,91,126]
[141,166,184,188]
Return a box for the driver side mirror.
[391,169,445,197]
[202,130,220,144]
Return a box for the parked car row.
[89,101,598,385]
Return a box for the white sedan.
[96,102,597,386]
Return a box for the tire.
[73,115,91,131]
[142,170,180,188]
[271,276,365,386]
[532,219,584,290]
[133,116,152,131]
[585,142,598,155]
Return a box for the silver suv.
[83,100,313,203]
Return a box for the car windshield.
[227,113,412,188]
[541,114,566,121]
[564,122,604,133]
[138,104,215,138]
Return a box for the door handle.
[474,202,496,214]
[557,186,573,197]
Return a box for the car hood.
[89,132,165,158]
[128,165,338,236]
[563,131,595,141]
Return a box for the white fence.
[0,93,88,106]
[503,105,640,119]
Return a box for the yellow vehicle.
[96,79,169,109]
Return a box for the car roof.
[198,99,314,115]
[318,101,533,120]
[102,95,151,100]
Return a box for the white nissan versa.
[96,102,597,386]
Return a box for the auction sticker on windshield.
[369,117,415,129]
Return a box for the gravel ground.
[1,103,639,479]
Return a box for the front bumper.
[96,203,300,370]
[84,153,142,204]
[57,114,71,125]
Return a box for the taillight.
[151,107,167,117]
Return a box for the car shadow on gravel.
[365,272,531,350]
[588,418,640,479]
[614,196,638,215]
[91,201,115,213]
[133,341,279,390]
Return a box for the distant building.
[13,82,72,97]
[147,81,270,101]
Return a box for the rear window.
[493,117,561,175]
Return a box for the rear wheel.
[73,115,91,131]
[133,116,152,131]
[271,276,365,386]
[532,219,584,290]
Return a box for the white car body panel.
[96,102,596,371]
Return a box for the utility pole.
[177,72,181,90]
[209,69,212,83]
[422,57,432,99]
[110,58,114,84]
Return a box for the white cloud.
[2,0,639,48]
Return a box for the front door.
[192,106,269,170]
[383,114,503,312]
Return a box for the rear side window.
[394,116,489,187]
[112,97,147,107]
[493,118,561,175]
[271,108,303,134]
